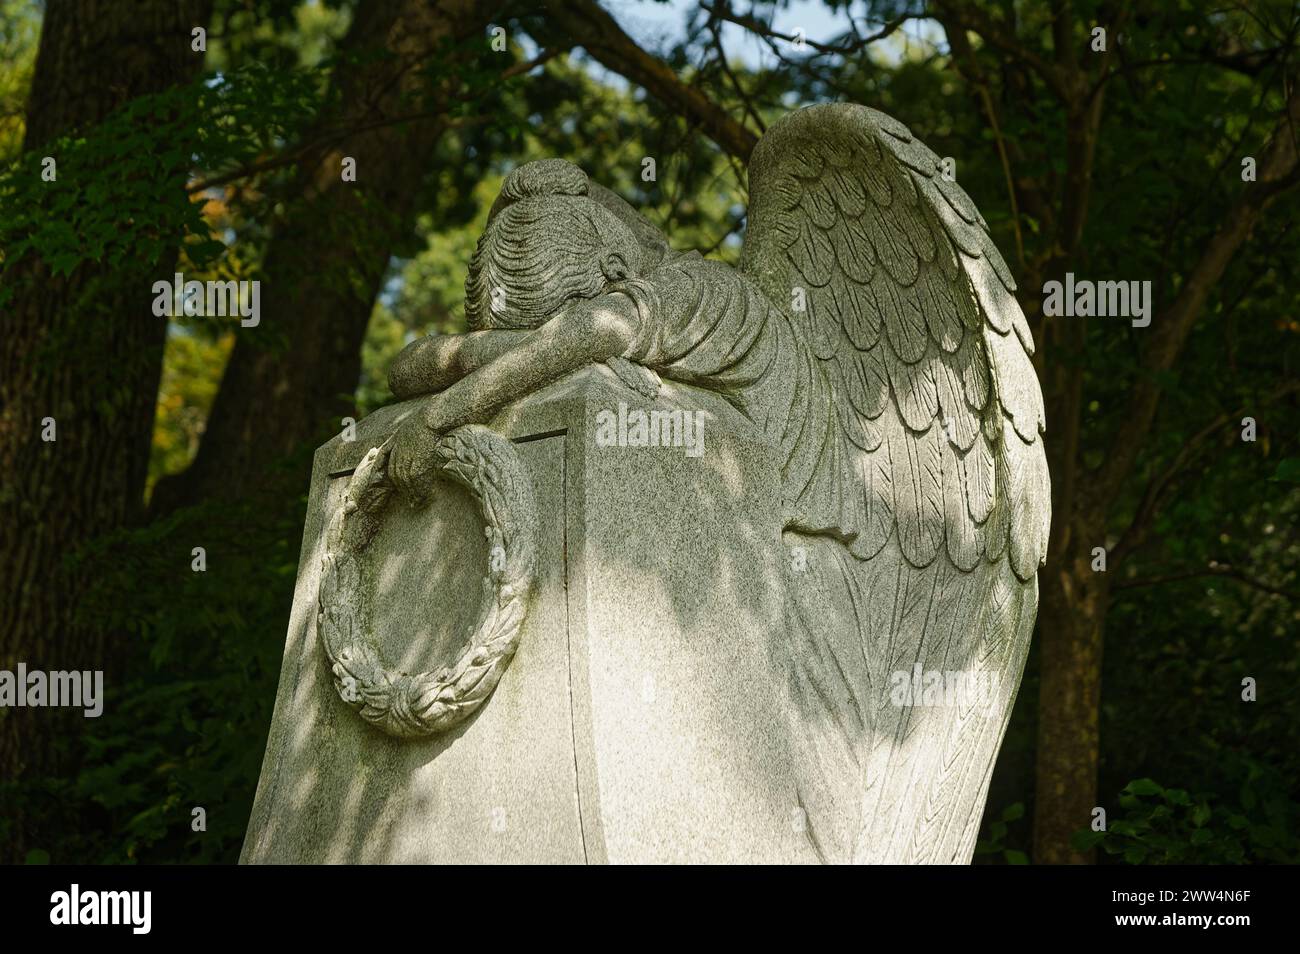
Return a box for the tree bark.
[151,0,493,513]
[1031,83,1300,862]
[1033,509,1111,863]
[0,0,212,861]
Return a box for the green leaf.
[1126,778,1163,796]
[1270,458,1300,483]
[1071,829,1106,851]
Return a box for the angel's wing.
[741,104,1050,863]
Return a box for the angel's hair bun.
[489,159,589,221]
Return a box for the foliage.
[974,802,1031,865]
[1072,765,1298,864]
[0,62,327,317]
[150,330,234,489]
[0,0,38,159]
[2,481,306,863]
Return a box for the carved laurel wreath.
[317,425,538,739]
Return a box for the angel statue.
[383,104,1049,864]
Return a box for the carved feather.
[741,103,1050,862]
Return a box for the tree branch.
[707,13,765,134]
[186,50,555,195]
[1114,563,1299,602]
[1113,380,1300,560]
[933,0,1071,102]
[701,1,922,58]
[1094,83,1300,505]
[542,0,758,162]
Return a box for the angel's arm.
[386,293,639,495]
[389,329,535,398]
[397,291,639,439]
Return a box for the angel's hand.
[387,293,638,500]
[387,411,442,505]
[388,387,473,502]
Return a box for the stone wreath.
[317,424,538,739]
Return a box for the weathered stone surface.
[244,103,1050,864]
[242,367,818,863]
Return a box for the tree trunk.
[0,0,212,861]
[1033,508,1112,863]
[151,0,492,513]
[1031,85,1300,864]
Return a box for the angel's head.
[465,159,645,330]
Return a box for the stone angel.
[385,103,1050,864]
